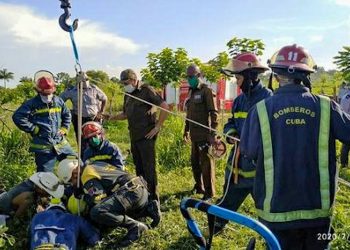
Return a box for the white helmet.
[57,159,79,184]
[29,172,64,198]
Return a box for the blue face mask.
[188,76,199,89]
[89,136,101,147]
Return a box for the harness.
[111,176,147,193]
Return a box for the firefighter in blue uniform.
[30,199,100,250]
[240,44,350,249]
[12,70,76,172]
[81,121,124,170]
[213,52,272,233]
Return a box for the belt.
[111,176,146,193]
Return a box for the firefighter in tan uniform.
[183,64,219,201]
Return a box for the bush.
[0,130,35,189]
[156,115,191,171]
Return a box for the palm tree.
[0,68,14,88]
[19,76,33,83]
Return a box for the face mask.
[124,84,136,93]
[188,76,199,89]
[89,136,101,148]
[40,94,54,104]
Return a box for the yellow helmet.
[67,195,87,215]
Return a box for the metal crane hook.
[59,0,78,32]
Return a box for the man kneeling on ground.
[0,172,64,218]
[57,159,161,248]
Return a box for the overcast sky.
[1,0,350,87]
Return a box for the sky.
[0,0,350,87]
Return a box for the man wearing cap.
[109,69,169,202]
[29,199,100,250]
[0,172,64,218]
[183,64,219,201]
[12,70,76,172]
[60,72,108,141]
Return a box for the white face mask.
[124,84,136,93]
[40,94,54,104]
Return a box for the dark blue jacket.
[30,208,100,250]
[224,81,272,187]
[82,139,125,170]
[240,84,350,230]
[12,95,72,154]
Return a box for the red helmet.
[269,44,317,73]
[35,77,56,94]
[34,70,56,94]
[82,121,103,139]
[222,52,268,75]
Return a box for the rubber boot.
[146,200,162,228]
[117,216,148,248]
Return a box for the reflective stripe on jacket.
[30,208,100,250]
[82,140,124,170]
[12,95,72,153]
[224,81,272,186]
[240,84,350,230]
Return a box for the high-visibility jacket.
[224,81,272,187]
[30,208,100,250]
[12,95,72,154]
[240,84,350,230]
[82,139,124,170]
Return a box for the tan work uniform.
[123,83,164,201]
[185,84,218,198]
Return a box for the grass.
[0,106,349,249]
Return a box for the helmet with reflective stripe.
[222,52,268,76]
[34,70,56,94]
[82,121,103,139]
[268,44,317,73]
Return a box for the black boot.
[146,200,162,228]
[117,217,148,248]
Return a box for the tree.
[0,69,14,88]
[202,51,230,83]
[334,46,350,82]
[19,76,33,83]
[226,37,265,56]
[141,48,190,94]
[56,72,74,89]
[110,76,119,84]
[86,70,110,86]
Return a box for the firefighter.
[12,70,76,172]
[240,44,350,249]
[29,199,100,250]
[213,52,272,233]
[109,69,169,202]
[57,159,161,248]
[0,172,64,218]
[81,121,124,170]
[183,64,219,201]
